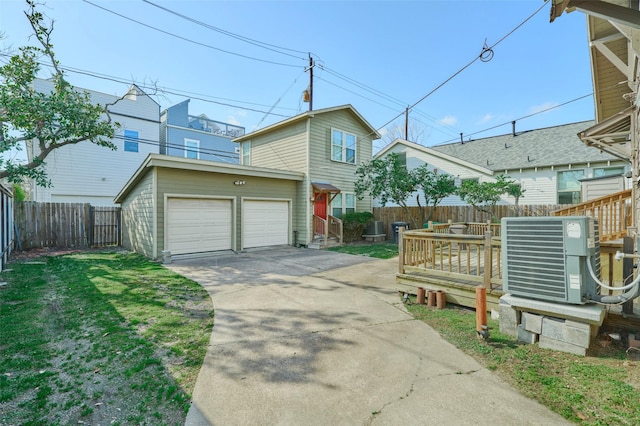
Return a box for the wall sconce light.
[234,179,246,186]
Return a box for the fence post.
[398,226,405,274]
[483,230,492,289]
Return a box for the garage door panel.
[244,201,289,248]
[167,198,232,255]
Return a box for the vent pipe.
[512,120,516,136]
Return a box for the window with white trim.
[331,193,355,217]
[593,166,625,178]
[331,129,356,164]
[124,129,139,152]
[242,142,251,165]
[557,169,584,204]
[185,139,199,159]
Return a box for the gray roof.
[430,121,620,171]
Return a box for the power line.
[112,134,239,162]
[0,52,295,118]
[431,92,595,146]
[141,0,308,60]
[375,0,550,133]
[81,0,303,68]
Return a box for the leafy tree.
[457,175,522,221]
[355,153,456,229]
[413,167,456,225]
[355,153,417,225]
[0,1,118,187]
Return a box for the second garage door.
[167,198,232,255]
[243,200,289,249]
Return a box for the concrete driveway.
[166,247,569,426]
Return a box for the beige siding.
[248,121,307,172]
[120,170,155,258]
[155,168,297,257]
[307,109,374,213]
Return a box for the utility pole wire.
[375,0,550,133]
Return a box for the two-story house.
[374,121,629,207]
[160,99,245,164]
[27,79,160,206]
[114,105,380,260]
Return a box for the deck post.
[398,226,405,274]
[483,230,492,289]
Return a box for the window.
[185,139,199,159]
[557,170,584,204]
[593,166,625,178]
[124,130,139,152]
[331,193,355,217]
[242,142,250,165]
[331,129,356,164]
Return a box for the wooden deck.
[395,222,638,326]
[397,225,503,311]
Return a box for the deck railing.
[421,220,501,237]
[551,189,632,242]
[328,215,343,244]
[312,214,343,245]
[399,228,502,290]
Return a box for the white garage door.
[243,200,289,248]
[167,198,232,255]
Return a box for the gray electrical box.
[502,216,600,304]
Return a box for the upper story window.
[124,130,139,153]
[331,129,356,164]
[242,142,251,165]
[593,166,625,178]
[185,139,199,160]
[557,169,584,204]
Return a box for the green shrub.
[341,211,375,242]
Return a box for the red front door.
[313,193,327,219]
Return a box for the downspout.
[305,116,311,246]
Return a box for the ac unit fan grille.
[505,220,567,300]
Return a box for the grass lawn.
[407,303,640,425]
[327,241,399,259]
[0,250,213,426]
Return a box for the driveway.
[166,247,569,426]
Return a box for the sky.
[0,0,594,156]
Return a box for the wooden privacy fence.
[14,202,121,250]
[373,204,571,233]
[0,184,14,270]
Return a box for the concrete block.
[490,309,499,320]
[629,333,640,349]
[499,294,605,325]
[521,312,543,334]
[517,324,538,344]
[541,317,591,348]
[499,300,519,337]
[539,335,587,357]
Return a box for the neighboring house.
[160,99,244,163]
[27,79,160,206]
[115,104,380,260]
[375,121,629,207]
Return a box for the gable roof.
[233,104,381,142]
[375,138,493,175]
[428,121,622,171]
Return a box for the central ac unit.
[501,216,600,304]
